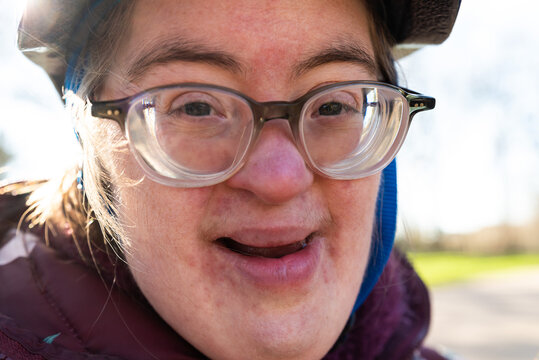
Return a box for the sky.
[0,0,538,235]
[396,1,539,233]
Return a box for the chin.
[203,308,343,360]
[195,267,355,360]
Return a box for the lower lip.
[217,237,322,289]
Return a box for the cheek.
[118,180,220,305]
[322,175,380,284]
[326,175,380,243]
[92,122,214,280]
[118,180,211,250]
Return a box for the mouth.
[213,230,322,288]
[216,233,314,258]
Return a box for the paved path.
[425,267,539,360]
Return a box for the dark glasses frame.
[89,80,435,187]
[90,80,435,130]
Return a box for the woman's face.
[99,0,380,359]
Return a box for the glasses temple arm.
[90,99,129,132]
[404,91,436,119]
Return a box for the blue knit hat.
[353,159,397,312]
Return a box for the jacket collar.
[1,187,431,359]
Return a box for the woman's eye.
[183,102,212,116]
[318,102,344,116]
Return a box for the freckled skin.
[97,0,381,359]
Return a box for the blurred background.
[0,1,538,359]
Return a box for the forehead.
[128,0,372,42]
[112,0,376,96]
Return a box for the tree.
[0,136,11,180]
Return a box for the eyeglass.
[90,81,434,188]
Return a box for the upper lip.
[215,226,316,248]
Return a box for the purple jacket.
[0,187,445,359]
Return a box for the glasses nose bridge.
[249,101,305,158]
[255,101,301,123]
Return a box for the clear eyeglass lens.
[301,85,407,178]
[127,87,254,177]
[126,83,409,183]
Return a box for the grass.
[407,252,539,287]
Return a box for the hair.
[19,0,399,264]
[365,0,399,85]
[20,1,138,264]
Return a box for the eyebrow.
[292,42,377,78]
[124,37,246,83]
[124,37,377,84]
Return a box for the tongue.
[218,236,311,258]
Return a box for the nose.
[225,119,313,204]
